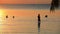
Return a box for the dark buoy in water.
[45,15,48,18]
[13,16,15,19]
[6,15,8,18]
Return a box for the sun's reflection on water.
[0,9,6,33]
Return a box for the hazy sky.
[0,0,52,4]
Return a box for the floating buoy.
[45,15,48,18]
[6,15,8,18]
[13,16,15,19]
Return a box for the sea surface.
[0,4,60,34]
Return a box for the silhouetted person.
[6,15,8,18]
[38,14,41,33]
[50,0,59,12]
[13,16,15,19]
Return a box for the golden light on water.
[0,9,4,16]
[0,9,4,32]
[0,9,5,24]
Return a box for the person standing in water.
[38,14,41,33]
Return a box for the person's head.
[38,14,40,16]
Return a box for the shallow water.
[0,4,60,34]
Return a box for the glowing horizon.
[0,0,52,4]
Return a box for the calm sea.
[0,4,60,34]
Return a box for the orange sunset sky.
[0,0,52,4]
